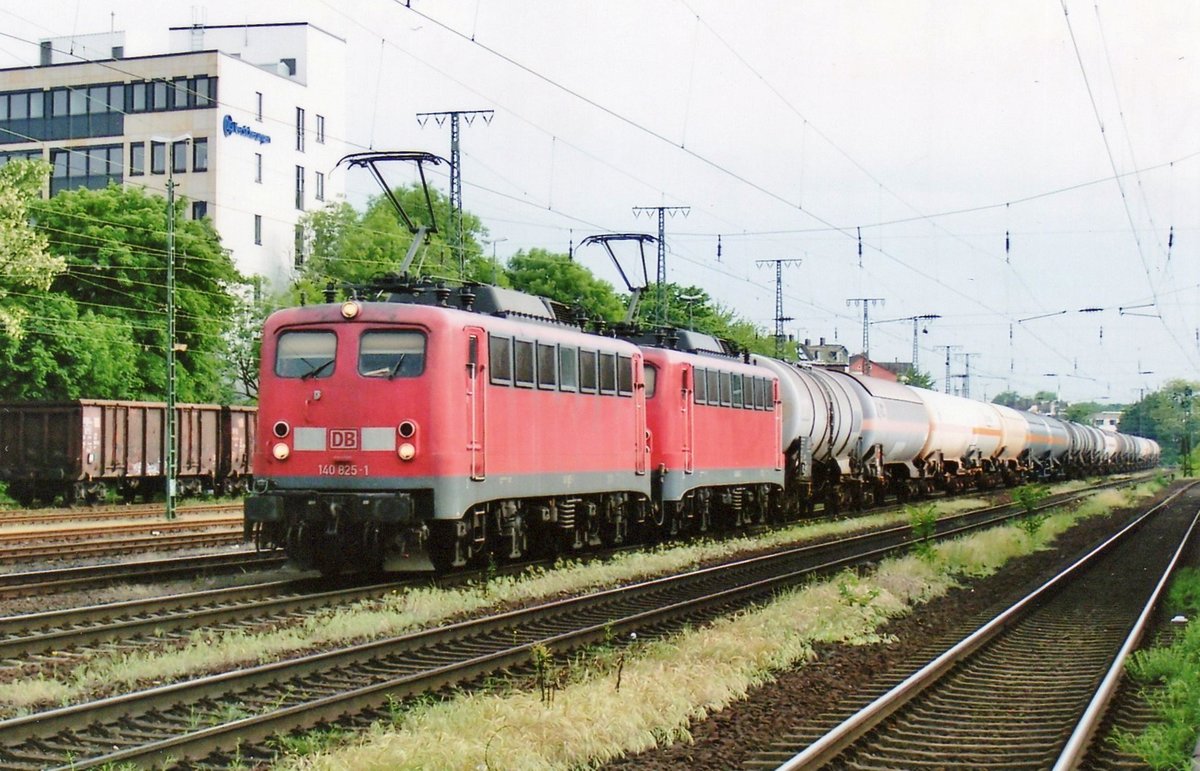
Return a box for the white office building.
[0,22,346,283]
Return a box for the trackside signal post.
[158,134,190,520]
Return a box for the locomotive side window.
[514,340,535,388]
[358,330,425,378]
[693,367,707,404]
[731,374,744,408]
[537,343,557,389]
[599,352,617,395]
[707,370,720,406]
[753,377,765,410]
[275,331,336,379]
[559,346,578,391]
[644,364,658,398]
[489,335,513,385]
[617,355,633,396]
[579,350,598,393]
[719,372,732,406]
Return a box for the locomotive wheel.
[429,520,470,573]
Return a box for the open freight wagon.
[0,400,256,505]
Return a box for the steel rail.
[0,502,242,526]
[0,551,284,600]
[1052,493,1200,769]
[0,516,243,541]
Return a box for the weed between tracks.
[1114,564,1200,769]
[270,483,1162,770]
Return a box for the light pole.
[483,237,507,285]
[679,293,703,329]
[154,134,190,521]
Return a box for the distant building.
[0,21,347,283]
[1090,410,1122,432]
[799,338,849,370]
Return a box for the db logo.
[329,429,359,450]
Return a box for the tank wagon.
[0,400,256,505]
[244,279,1158,574]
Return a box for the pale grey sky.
[1,0,1196,404]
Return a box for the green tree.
[0,159,64,337]
[900,369,936,389]
[1064,401,1109,424]
[295,185,492,303]
[27,184,245,402]
[0,291,141,399]
[993,390,1032,410]
[505,248,626,322]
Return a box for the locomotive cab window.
[275,331,336,379]
[644,364,658,398]
[358,330,425,378]
[559,346,578,392]
[489,335,513,385]
[537,343,557,389]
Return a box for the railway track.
[0,550,287,600]
[751,481,1198,770]
[0,502,243,527]
[0,479,1149,768]
[0,480,1138,674]
[0,510,245,565]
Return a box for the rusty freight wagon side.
[219,405,257,495]
[0,400,229,505]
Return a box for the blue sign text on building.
[223,115,272,145]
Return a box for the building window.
[192,201,207,219]
[172,77,189,109]
[295,165,305,210]
[192,138,207,171]
[316,114,325,143]
[130,82,147,112]
[254,152,262,183]
[48,144,122,195]
[51,88,68,117]
[255,92,263,121]
[315,170,324,201]
[69,88,86,116]
[150,141,165,174]
[254,214,263,245]
[152,80,167,111]
[171,140,187,173]
[193,76,212,107]
[129,142,144,176]
[295,107,305,152]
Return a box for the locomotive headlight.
[340,301,360,319]
[272,442,291,461]
[397,443,416,461]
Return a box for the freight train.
[0,400,256,505]
[243,279,1159,574]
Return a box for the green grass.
[1114,566,1200,768]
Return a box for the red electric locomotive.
[638,330,784,535]
[245,283,652,573]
